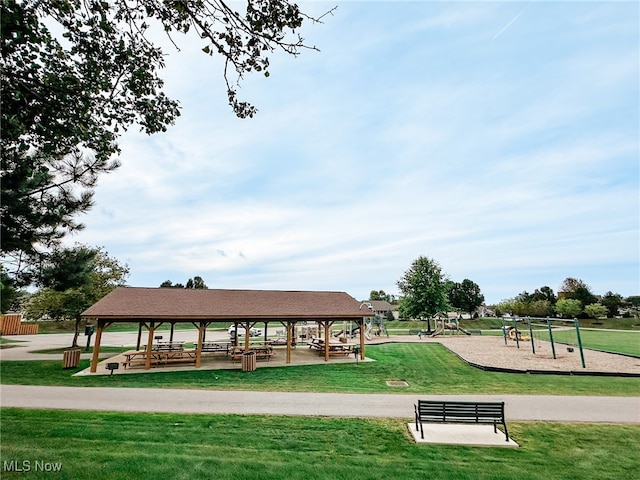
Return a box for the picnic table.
[229,345,274,362]
[200,342,230,354]
[122,346,197,368]
[308,338,355,356]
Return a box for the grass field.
[2,324,639,479]
[1,409,638,480]
[533,328,640,357]
[1,343,638,396]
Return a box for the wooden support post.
[136,323,143,351]
[286,322,292,364]
[324,321,330,362]
[244,322,250,351]
[359,319,365,360]
[195,323,205,368]
[145,323,155,370]
[90,320,104,373]
[170,322,175,342]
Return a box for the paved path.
[2,385,639,423]
[3,332,639,424]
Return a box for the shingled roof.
[81,287,373,321]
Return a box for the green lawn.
[534,328,640,357]
[2,344,638,396]
[1,409,638,480]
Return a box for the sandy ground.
[372,334,640,375]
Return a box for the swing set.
[501,316,586,368]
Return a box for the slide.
[429,327,443,337]
[458,327,472,335]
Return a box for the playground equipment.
[429,317,472,337]
[501,316,585,368]
[502,325,530,342]
[332,314,389,341]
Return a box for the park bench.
[414,400,509,441]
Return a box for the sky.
[69,1,639,304]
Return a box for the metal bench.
[414,400,509,441]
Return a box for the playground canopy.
[81,287,374,372]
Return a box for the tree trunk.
[71,314,81,348]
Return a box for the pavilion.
[81,287,375,373]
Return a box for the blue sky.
[71,1,639,304]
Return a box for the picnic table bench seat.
[200,342,230,354]
[229,346,274,362]
[122,348,197,368]
[308,338,354,356]
[414,400,509,441]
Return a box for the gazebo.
[81,287,374,372]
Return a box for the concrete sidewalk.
[2,385,639,423]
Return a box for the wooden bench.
[152,342,185,352]
[229,346,274,362]
[414,400,509,441]
[122,349,196,368]
[158,349,197,365]
[200,342,230,354]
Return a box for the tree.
[369,290,394,303]
[1,0,330,282]
[600,291,623,318]
[626,296,640,317]
[0,266,20,313]
[555,298,583,318]
[531,286,557,306]
[447,279,484,318]
[526,300,552,317]
[26,245,129,346]
[558,278,597,308]
[584,303,607,319]
[496,298,528,317]
[396,256,449,332]
[186,276,208,289]
[160,276,208,289]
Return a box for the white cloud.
[69,1,639,303]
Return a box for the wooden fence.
[0,314,39,335]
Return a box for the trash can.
[241,351,256,372]
[62,348,82,369]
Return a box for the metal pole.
[574,318,586,368]
[502,318,508,345]
[512,317,520,349]
[528,318,535,355]
[547,319,556,359]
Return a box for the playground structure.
[332,315,388,341]
[429,317,472,337]
[501,316,586,368]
